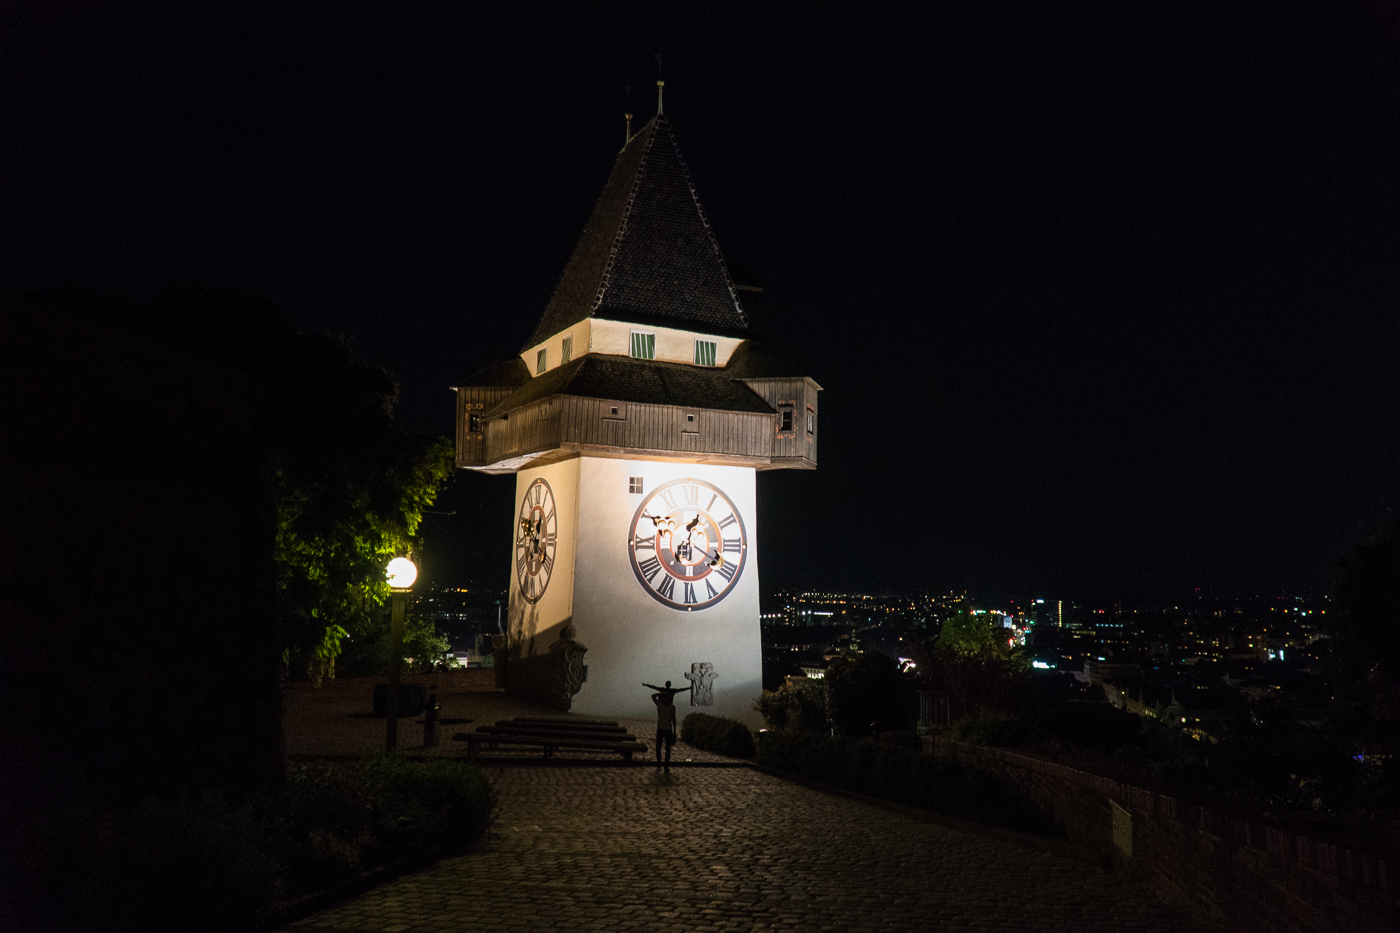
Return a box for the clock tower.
[453,106,820,725]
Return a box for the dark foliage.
[1330,508,1400,807]
[914,612,1030,724]
[756,732,1054,835]
[823,650,916,737]
[681,713,757,759]
[753,677,831,733]
[1,756,494,933]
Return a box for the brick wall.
[925,737,1396,932]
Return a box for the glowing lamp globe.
[386,557,418,589]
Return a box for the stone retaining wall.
[925,737,1396,932]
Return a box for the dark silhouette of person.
[648,681,687,772]
[643,680,691,703]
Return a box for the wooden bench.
[452,730,646,759]
[453,717,647,760]
[500,719,629,735]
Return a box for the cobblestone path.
[283,764,1209,933]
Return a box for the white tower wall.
[507,456,763,727]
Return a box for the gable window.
[630,331,655,360]
[536,348,547,375]
[628,477,644,494]
[778,405,794,433]
[694,339,717,366]
[468,411,481,434]
[561,336,573,365]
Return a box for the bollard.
[423,685,439,747]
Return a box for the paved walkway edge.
[742,759,1111,871]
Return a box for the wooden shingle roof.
[523,115,750,350]
[483,354,776,419]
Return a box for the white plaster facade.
[508,455,763,726]
[520,319,746,375]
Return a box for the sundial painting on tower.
[516,478,557,603]
[628,478,747,611]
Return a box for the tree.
[99,287,456,680]
[266,329,455,680]
[915,611,1029,723]
[1329,507,1400,808]
[824,651,916,737]
[754,678,830,733]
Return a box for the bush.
[2,756,495,933]
[754,678,830,733]
[755,732,1054,834]
[681,713,757,759]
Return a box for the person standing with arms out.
[649,681,684,772]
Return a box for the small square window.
[630,331,656,360]
[561,336,573,365]
[628,477,644,494]
[687,413,695,422]
[611,406,619,415]
[536,348,547,374]
[694,339,717,366]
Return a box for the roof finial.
[654,48,664,116]
[624,112,633,145]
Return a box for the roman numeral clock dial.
[516,478,558,604]
[628,478,747,611]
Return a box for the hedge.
[681,713,756,759]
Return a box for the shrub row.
[681,712,756,759]
[755,732,1055,835]
[2,755,495,933]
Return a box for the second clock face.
[628,478,747,611]
[516,478,557,604]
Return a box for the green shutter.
[536,348,547,374]
[631,332,655,359]
[561,337,572,365]
[694,340,716,366]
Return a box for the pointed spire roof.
[524,115,750,350]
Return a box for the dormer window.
[694,339,717,366]
[630,331,655,360]
[536,348,547,375]
[561,336,573,365]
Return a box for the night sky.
[2,3,1395,601]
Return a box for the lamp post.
[384,556,418,752]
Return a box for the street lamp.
[385,557,418,751]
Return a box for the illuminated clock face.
[627,478,747,611]
[515,478,557,604]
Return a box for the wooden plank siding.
[455,385,521,467]
[562,397,772,458]
[740,376,820,470]
[460,392,779,471]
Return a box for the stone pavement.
[280,674,1213,932]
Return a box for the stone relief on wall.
[685,661,716,706]
[548,622,588,710]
